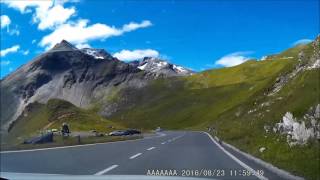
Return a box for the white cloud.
[8,26,20,36]
[2,1,52,13]
[2,0,75,30]
[1,15,19,36]
[3,1,152,50]
[121,20,152,32]
[0,60,11,66]
[40,19,153,49]
[215,51,252,67]
[76,43,91,49]
[113,49,159,61]
[0,15,11,29]
[292,39,312,46]
[34,5,76,30]
[32,39,37,44]
[22,50,30,55]
[0,45,20,57]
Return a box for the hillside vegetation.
[107,39,319,179]
[109,56,296,129]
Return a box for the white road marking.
[171,135,184,141]
[157,132,166,137]
[167,134,184,143]
[94,164,119,175]
[129,153,142,159]
[147,147,156,151]
[203,132,268,180]
[161,142,166,144]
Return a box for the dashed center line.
[147,147,156,151]
[94,164,118,175]
[129,153,142,159]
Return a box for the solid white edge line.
[222,140,304,180]
[203,132,268,180]
[129,153,142,159]
[1,132,167,154]
[147,147,156,151]
[94,164,119,175]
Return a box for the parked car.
[125,129,141,135]
[91,130,97,133]
[109,129,141,136]
[23,132,54,144]
[109,130,127,136]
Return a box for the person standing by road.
[61,123,70,136]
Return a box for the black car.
[125,129,141,135]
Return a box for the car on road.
[109,129,141,136]
[109,130,127,136]
[125,129,141,135]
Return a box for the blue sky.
[0,0,319,78]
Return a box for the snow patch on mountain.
[173,65,189,73]
[81,48,112,60]
[136,57,194,76]
[137,63,147,70]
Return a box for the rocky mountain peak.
[135,57,194,76]
[139,57,169,69]
[50,40,78,51]
[80,48,113,60]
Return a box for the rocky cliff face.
[0,40,193,132]
[267,36,320,96]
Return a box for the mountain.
[129,57,194,77]
[1,37,319,179]
[50,40,78,51]
[0,40,193,132]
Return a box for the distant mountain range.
[0,40,193,132]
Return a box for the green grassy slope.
[3,99,125,145]
[109,57,296,129]
[107,41,319,179]
[212,68,319,180]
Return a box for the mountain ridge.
[0,40,194,132]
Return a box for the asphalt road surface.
[1,131,287,179]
